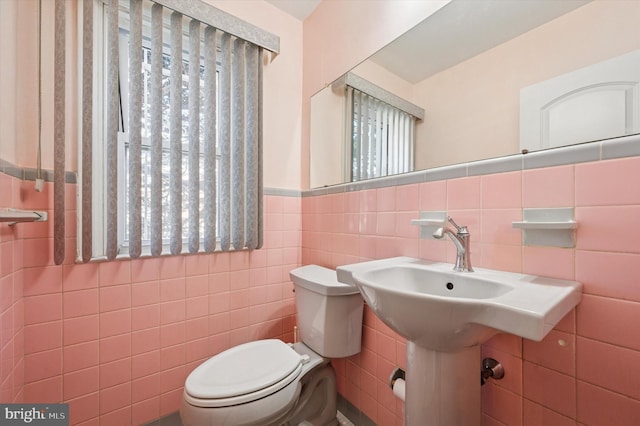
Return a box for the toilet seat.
[184,339,303,408]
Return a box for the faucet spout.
[441,229,465,253]
[432,217,474,272]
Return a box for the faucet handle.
[447,216,470,236]
[447,216,462,231]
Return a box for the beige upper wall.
[0,0,77,171]
[413,0,640,170]
[0,0,37,167]
[0,0,303,190]
[209,0,304,190]
[0,0,18,165]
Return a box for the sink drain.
[446,282,454,290]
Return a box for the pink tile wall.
[0,173,25,404]
[1,172,301,425]
[302,157,640,426]
[6,156,640,425]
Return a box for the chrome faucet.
[433,216,473,272]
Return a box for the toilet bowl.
[180,265,363,426]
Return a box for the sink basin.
[337,256,582,351]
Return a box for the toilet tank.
[289,265,363,358]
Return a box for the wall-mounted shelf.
[512,208,577,248]
[411,211,447,239]
[512,221,577,230]
[0,208,48,225]
[410,218,447,227]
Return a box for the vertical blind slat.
[54,0,65,265]
[374,100,382,178]
[396,112,401,173]
[404,114,409,171]
[358,92,365,180]
[257,47,264,249]
[399,112,404,172]
[388,108,395,175]
[399,112,403,171]
[381,103,388,176]
[188,19,201,254]
[203,26,217,252]
[369,98,376,178]
[409,116,415,171]
[245,44,259,249]
[362,94,370,180]
[149,3,163,257]
[404,114,411,171]
[81,0,93,263]
[219,33,231,251]
[105,0,119,260]
[344,87,354,183]
[393,109,400,174]
[169,11,183,255]
[355,91,362,180]
[360,93,366,180]
[231,39,246,250]
[351,90,356,180]
[128,0,143,259]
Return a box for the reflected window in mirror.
[349,87,417,181]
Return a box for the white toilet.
[180,265,364,426]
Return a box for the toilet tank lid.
[290,265,360,296]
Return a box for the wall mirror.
[309,0,640,188]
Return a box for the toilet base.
[181,343,340,426]
[287,364,338,426]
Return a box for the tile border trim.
[3,133,639,198]
[0,158,77,184]
[304,133,640,197]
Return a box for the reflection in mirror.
[520,50,640,152]
[309,0,640,188]
[310,73,424,187]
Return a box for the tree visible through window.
[121,44,215,247]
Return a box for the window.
[119,36,211,250]
[339,73,424,183]
[350,87,416,181]
[67,0,279,263]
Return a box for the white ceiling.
[265,0,321,21]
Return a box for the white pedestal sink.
[337,257,582,426]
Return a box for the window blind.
[349,87,417,181]
[53,0,278,264]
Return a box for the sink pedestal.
[405,342,480,426]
